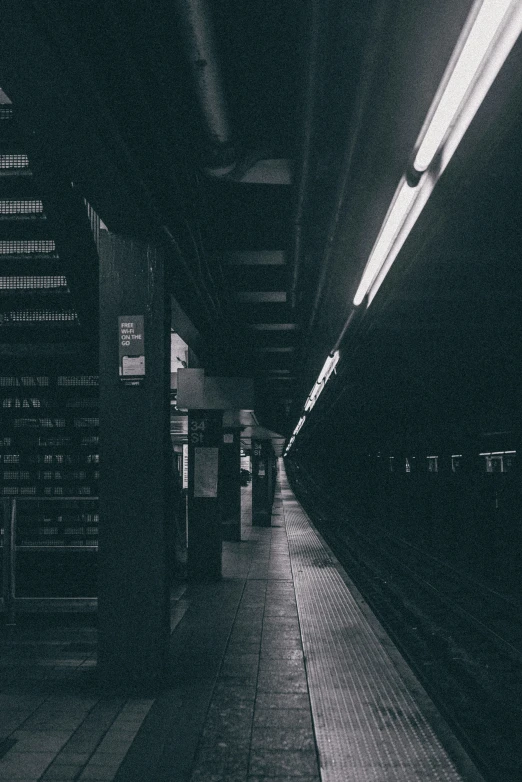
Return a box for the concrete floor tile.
[259,648,303,661]
[256,670,308,694]
[263,607,297,618]
[41,765,84,781]
[261,640,302,653]
[248,776,319,782]
[261,621,299,634]
[211,683,257,704]
[253,709,313,730]
[78,770,118,781]
[220,659,259,676]
[205,704,254,734]
[51,752,92,764]
[191,771,247,782]
[251,727,316,751]
[223,652,260,664]
[255,692,310,710]
[228,633,263,646]
[192,743,250,779]
[199,723,252,747]
[227,642,261,655]
[249,749,319,778]
[217,673,258,687]
[0,751,55,779]
[261,629,302,643]
[11,731,71,753]
[258,657,304,675]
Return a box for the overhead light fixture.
[294,415,306,436]
[352,0,522,310]
[414,0,522,174]
[304,351,340,412]
[285,350,341,455]
[353,178,419,306]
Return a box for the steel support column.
[98,232,171,688]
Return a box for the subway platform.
[0,461,485,782]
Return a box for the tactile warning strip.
[280,464,480,782]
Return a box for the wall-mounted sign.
[118,316,145,378]
[182,443,189,489]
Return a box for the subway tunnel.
[0,1,521,781]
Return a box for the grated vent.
[0,106,13,121]
[0,153,29,169]
[1,309,78,323]
[0,239,56,255]
[0,275,67,290]
[58,376,99,386]
[0,199,43,215]
[0,376,49,387]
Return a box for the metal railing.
[1,496,98,623]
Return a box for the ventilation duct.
[174,0,292,184]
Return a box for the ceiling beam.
[223,250,286,265]
[234,291,286,303]
[249,323,299,331]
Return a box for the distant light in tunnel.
[304,350,340,413]
[414,0,522,173]
[285,351,340,455]
[294,416,306,435]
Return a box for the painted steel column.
[219,427,241,542]
[187,409,223,580]
[2,498,16,626]
[98,233,170,688]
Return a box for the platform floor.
[0,461,484,781]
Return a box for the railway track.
[286,461,522,782]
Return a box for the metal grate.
[2,398,42,408]
[73,417,99,428]
[0,376,49,386]
[0,239,56,255]
[14,418,66,428]
[0,199,43,215]
[37,436,71,446]
[0,106,14,121]
[58,376,99,386]
[81,436,99,445]
[0,276,67,290]
[1,310,78,323]
[0,154,29,169]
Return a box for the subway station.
[1,1,522,781]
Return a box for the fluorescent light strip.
[439,0,522,175]
[285,351,341,454]
[414,0,521,172]
[367,171,435,305]
[353,179,418,306]
[294,415,306,436]
[352,0,522,310]
[304,351,340,412]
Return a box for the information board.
[182,443,189,489]
[118,316,145,377]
